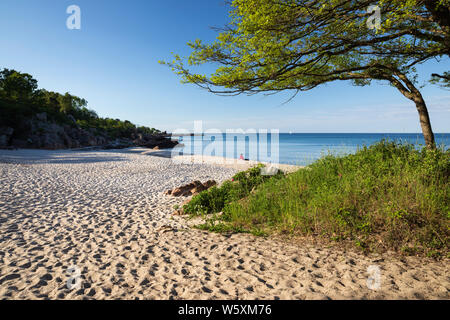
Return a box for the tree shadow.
[0,149,129,164]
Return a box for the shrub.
[202,140,449,257]
[182,164,284,216]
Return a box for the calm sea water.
[176,133,450,166]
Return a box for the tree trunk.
[387,71,436,149]
[412,91,436,149]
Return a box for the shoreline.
[140,147,304,173]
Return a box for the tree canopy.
[0,68,161,138]
[162,0,450,148]
[0,69,38,101]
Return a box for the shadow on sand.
[0,149,129,164]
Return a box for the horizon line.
[169,132,450,135]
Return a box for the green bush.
[200,141,449,257]
[0,68,161,140]
[182,164,284,216]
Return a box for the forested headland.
[0,68,175,149]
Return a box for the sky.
[0,0,449,133]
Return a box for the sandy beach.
[0,148,448,300]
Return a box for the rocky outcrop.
[0,113,178,150]
[132,134,178,149]
[0,127,14,148]
[35,112,47,122]
[165,180,217,197]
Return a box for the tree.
[41,90,62,113]
[0,68,162,139]
[431,71,450,88]
[162,0,450,148]
[0,69,38,101]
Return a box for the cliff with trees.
[0,68,176,150]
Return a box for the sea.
[174,133,450,166]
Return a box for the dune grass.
[185,141,449,258]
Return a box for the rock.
[0,127,14,148]
[0,127,14,136]
[35,112,47,122]
[62,132,73,148]
[171,185,193,197]
[204,180,217,188]
[135,134,178,149]
[3,115,177,151]
[191,185,207,195]
[10,139,29,148]
[166,180,217,197]
[41,133,65,149]
[0,135,9,148]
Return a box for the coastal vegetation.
[185,141,449,258]
[183,164,285,215]
[163,0,450,149]
[0,68,161,148]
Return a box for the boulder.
[41,133,65,149]
[139,134,178,149]
[0,135,8,147]
[0,127,14,136]
[170,185,193,197]
[35,112,47,122]
[165,180,217,197]
[62,132,73,148]
[0,127,14,148]
[10,139,29,148]
[204,180,217,189]
[191,184,207,194]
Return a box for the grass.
[183,163,285,216]
[185,140,449,258]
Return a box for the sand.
[0,148,448,300]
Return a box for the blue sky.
[0,0,449,133]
